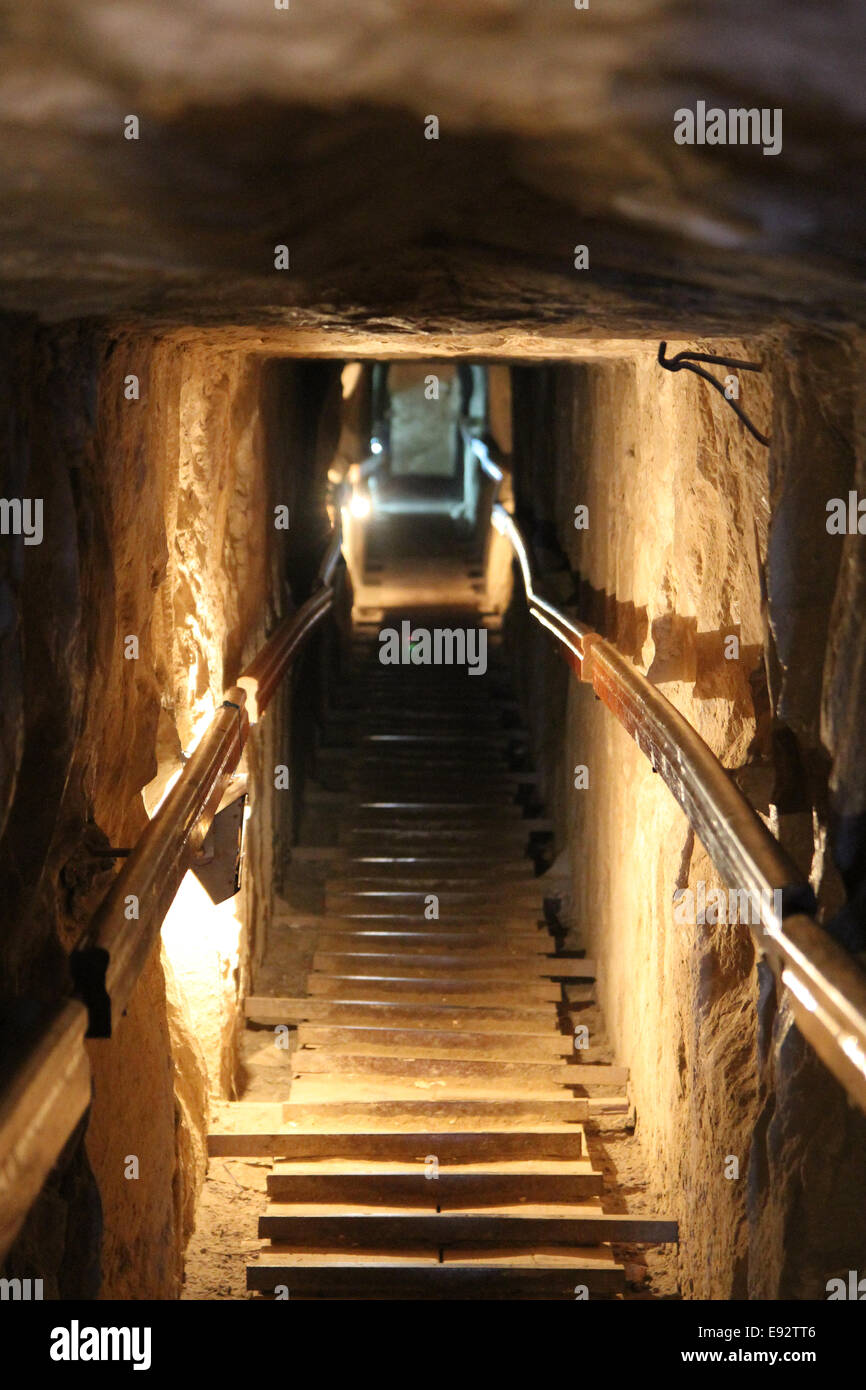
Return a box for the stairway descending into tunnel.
[233,606,678,1299]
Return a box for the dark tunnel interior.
[1,0,866,1340]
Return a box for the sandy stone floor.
[181,1156,270,1301]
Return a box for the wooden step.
[348,763,534,777]
[341,826,548,846]
[287,1074,573,1103]
[258,1203,678,1247]
[305,976,561,1005]
[286,913,547,930]
[268,1167,606,1212]
[245,997,559,1029]
[309,933,549,956]
[247,1246,626,1298]
[325,889,542,900]
[311,952,592,979]
[291,1053,629,1088]
[209,1121,589,1161]
[325,875,540,891]
[295,1024,571,1058]
[346,732,519,748]
[343,769,527,784]
[333,859,538,876]
[270,914,547,938]
[281,1096,589,1124]
[343,782,533,798]
[325,892,544,911]
[349,801,528,818]
[271,1156,603,1189]
[235,643,649,1300]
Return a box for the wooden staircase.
[220,611,677,1298]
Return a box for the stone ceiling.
[1,0,864,341]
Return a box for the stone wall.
[0,321,338,1297]
[503,338,866,1298]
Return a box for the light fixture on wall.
[349,490,372,520]
[190,773,248,904]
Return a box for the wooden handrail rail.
[238,587,333,723]
[490,495,866,1113]
[0,524,345,1259]
[0,999,90,1260]
[80,687,251,1019]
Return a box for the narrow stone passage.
[201,521,678,1300]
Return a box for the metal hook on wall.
[657,342,770,447]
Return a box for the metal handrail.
[488,496,866,1114]
[0,515,346,1259]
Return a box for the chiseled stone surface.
[0,1,864,332]
[503,338,866,1300]
[0,323,339,1296]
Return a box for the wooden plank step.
[349,720,519,732]
[348,732,518,747]
[209,1124,589,1161]
[311,953,592,979]
[358,724,517,732]
[297,1042,612,1069]
[270,915,546,938]
[344,782,533,797]
[285,913,548,930]
[326,876,540,891]
[295,1025,571,1057]
[310,933,549,956]
[341,815,543,831]
[326,720,517,734]
[349,699,510,712]
[330,688,508,700]
[245,997,559,1029]
[325,893,544,912]
[341,811,530,817]
[350,731,525,744]
[349,801,528,817]
[291,1054,629,1087]
[337,715,514,728]
[334,859,537,875]
[343,844,535,856]
[280,1098,589,1124]
[341,826,548,845]
[343,712,514,724]
[247,1246,625,1298]
[265,1159,604,1204]
[323,906,546,923]
[344,796,533,810]
[342,814,532,828]
[266,1156,601,1179]
[326,886,542,900]
[305,976,560,1004]
[348,764,533,779]
[287,1075,574,1103]
[348,767,525,778]
[566,986,597,1005]
[258,1205,678,1246]
[328,853,536,867]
